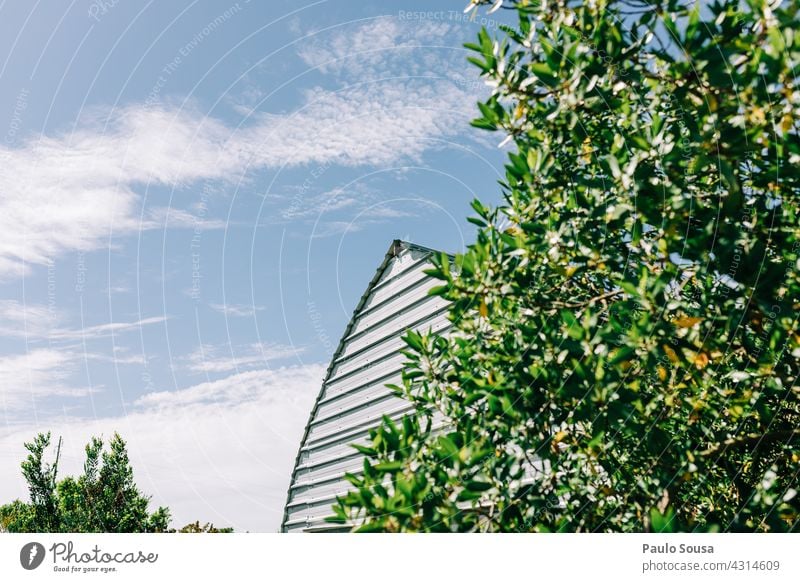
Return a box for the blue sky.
[0,0,512,531]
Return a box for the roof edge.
[279,239,443,532]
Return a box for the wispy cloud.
[297,17,462,77]
[85,345,148,366]
[0,302,158,409]
[278,179,430,238]
[0,302,166,343]
[183,342,305,375]
[137,364,308,408]
[208,303,264,318]
[144,206,228,231]
[0,299,59,339]
[280,185,361,221]
[0,349,94,409]
[47,315,167,342]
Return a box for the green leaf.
[427,284,450,297]
[437,435,459,458]
[464,479,493,492]
[529,62,558,87]
[351,444,376,456]
[402,331,423,351]
[456,489,484,502]
[374,461,404,473]
[650,507,675,533]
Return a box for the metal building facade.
[281,240,449,532]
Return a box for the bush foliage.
[333,0,800,532]
[0,432,232,533]
[1,432,170,533]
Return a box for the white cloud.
[144,206,228,231]
[137,365,304,408]
[0,299,59,339]
[85,346,147,366]
[0,303,163,410]
[0,349,94,409]
[297,17,459,77]
[183,342,305,375]
[0,363,325,532]
[362,206,416,220]
[301,201,421,239]
[46,315,167,342]
[0,17,480,279]
[309,219,367,239]
[277,180,429,236]
[280,183,367,221]
[0,301,166,342]
[243,80,473,166]
[0,106,234,279]
[208,303,264,317]
[0,84,470,278]
[0,307,163,409]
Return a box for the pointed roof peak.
[389,239,448,258]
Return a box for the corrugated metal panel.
[281,240,449,532]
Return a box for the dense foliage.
[333,0,800,531]
[0,432,231,533]
[0,432,170,533]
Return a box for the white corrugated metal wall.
[281,240,449,532]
